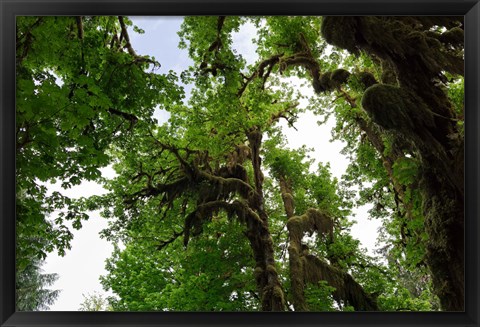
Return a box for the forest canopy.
[15,16,464,312]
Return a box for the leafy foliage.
[16,15,463,312]
[79,292,112,311]
[16,15,182,309]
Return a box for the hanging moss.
[183,199,263,246]
[312,69,352,93]
[380,60,398,85]
[302,255,378,311]
[323,16,464,80]
[183,211,205,246]
[331,68,351,87]
[320,15,464,311]
[360,83,465,193]
[356,71,377,90]
[321,17,360,54]
[287,208,333,244]
[217,163,249,184]
[319,71,334,91]
[361,84,412,131]
[439,27,464,47]
[197,170,253,200]
[361,84,435,135]
[414,16,463,30]
[359,17,409,57]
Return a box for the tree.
[320,16,464,311]
[79,292,112,311]
[96,16,441,311]
[16,258,60,311]
[17,16,464,312]
[15,16,181,308]
[250,16,463,310]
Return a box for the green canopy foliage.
[16,15,464,312]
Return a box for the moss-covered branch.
[302,255,379,311]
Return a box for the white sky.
[42,16,381,311]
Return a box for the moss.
[361,84,436,136]
[306,208,333,239]
[439,27,464,47]
[360,17,408,56]
[331,68,351,87]
[320,14,464,311]
[303,255,378,311]
[266,264,278,276]
[287,209,333,245]
[356,71,377,89]
[288,208,337,311]
[254,267,264,280]
[380,69,397,85]
[419,168,464,310]
[273,285,284,300]
[361,86,461,188]
[415,16,463,30]
[319,71,333,91]
[288,211,377,310]
[287,216,306,242]
[289,246,307,311]
[266,265,278,278]
[197,170,253,201]
[321,17,359,54]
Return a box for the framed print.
[1,0,479,326]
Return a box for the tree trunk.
[246,128,286,311]
[419,160,464,311]
[278,176,378,311]
[321,16,465,310]
[279,176,309,311]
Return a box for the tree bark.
[279,176,309,311]
[320,16,464,310]
[278,176,378,311]
[246,128,286,311]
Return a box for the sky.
[42,16,382,311]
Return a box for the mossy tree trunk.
[279,176,309,311]
[278,174,378,311]
[320,16,464,310]
[246,128,286,311]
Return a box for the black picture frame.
[1,0,479,326]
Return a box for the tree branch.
[157,229,184,250]
[117,16,160,67]
[107,108,138,130]
[76,16,84,40]
[237,54,283,97]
